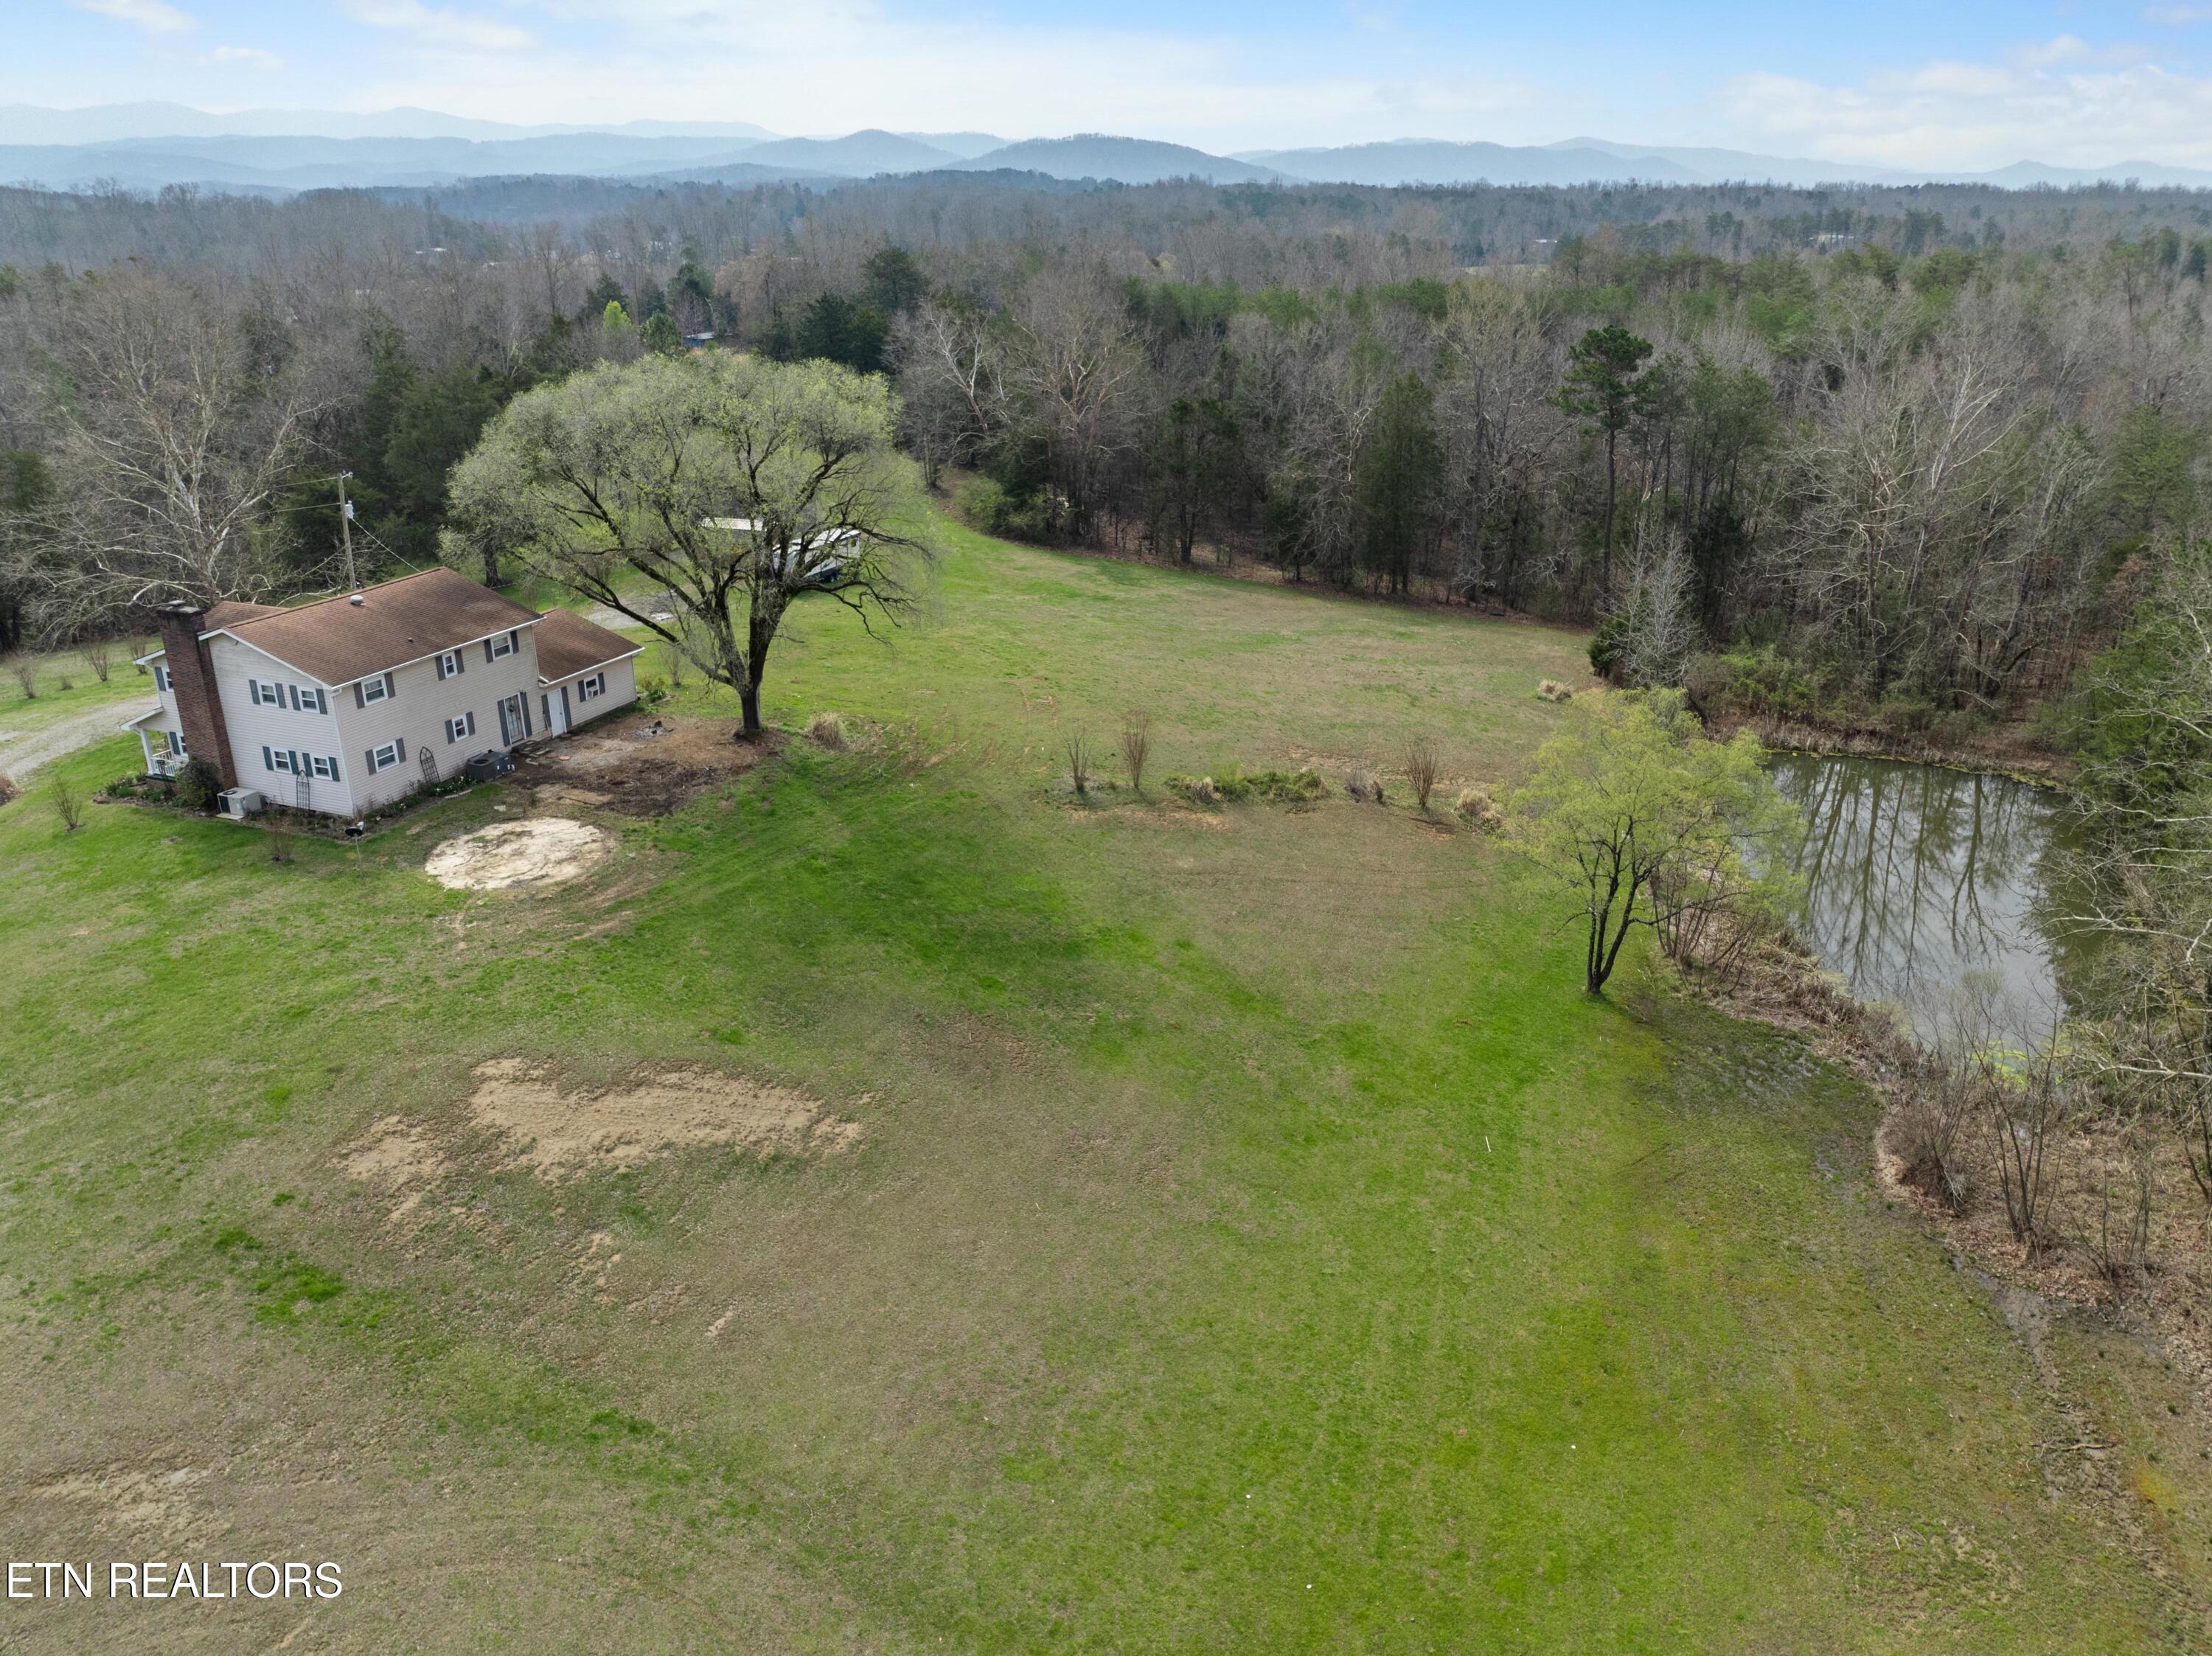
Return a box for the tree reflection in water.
[1764,754,2087,1043]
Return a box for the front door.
[497,693,525,746]
[543,688,570,735]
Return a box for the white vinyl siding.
[542,655,639,729]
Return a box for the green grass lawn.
[0,641,158,753]
[0,512,2201,1651]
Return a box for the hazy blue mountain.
[1251,139,1701,187]
[1972,158,2212,188]
[0,134,789,192]
[734,130,960,175]
[0,102,777,145]
[956,136,1284,184]
[895,131,1008,159]
[1544,137,1914,186]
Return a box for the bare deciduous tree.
[1121,709,1152,793]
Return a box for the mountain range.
[5,105,2212,195]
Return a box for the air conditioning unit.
[218,788,264,821]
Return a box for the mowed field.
[1,515,2205,1652]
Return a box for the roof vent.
[348,593,365,607]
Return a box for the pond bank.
[1713,709,2073,790]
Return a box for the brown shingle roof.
[533,606,645,683]
[204,599,288,630]
[212,568,540,686]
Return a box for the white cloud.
[69,0,194,34]
[329,0,1550,149]
[1723,53,2212,170]
[2144,4,2212,25]
[209,44,283,72]
[346,0,532,53]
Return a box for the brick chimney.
[156,600,237,789]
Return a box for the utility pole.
[335,471,358,589]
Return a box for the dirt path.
[0,698,155,779]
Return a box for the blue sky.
[16,1,2212,165]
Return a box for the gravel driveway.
[0,698,156,779]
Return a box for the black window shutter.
[365,748,376,772]
[262,745,273,770]
[455,649,465,675]
[395,738,406,763]
[435,654,446,681]
[330,756,341,784]
[353,681,366,710]
[484,639,494,664]
[289,684,302,711]
[383,672,396,700]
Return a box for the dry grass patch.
[424,817,613,891]
[467,1059,861,1179]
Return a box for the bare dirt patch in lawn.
[514,709,773,816]
[339,1116,452,1221]
[35,1463,212,1548]
[424,816,611,891]
[466,1059,862,1177]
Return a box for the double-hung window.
[359,675,389,707]
[367,740,403,773]
[437,649,463,678]
[249,678,282,707]
[262,747,294,774]
[445,711,477,745]
[577,672,607,703]
[487,632,515,661]
[310,754,340,782]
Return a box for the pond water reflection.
[1764,754,2090,1043]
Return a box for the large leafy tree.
[1509,689,1792,994]
[447,352,927,737]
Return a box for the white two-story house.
[127,568,642,819]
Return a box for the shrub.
[4,655,35,699]
[955,473,1060,540]
[1401,737,1441,813]
[1346,768,1385,804]
[636,674,669,706]
[1587,613,1631,680]
[174,756,223,813]
[265,819,293,864]
[1065,731,1095,795]
[0,771,16,808]
[83,639,113,683]
[806,711,848,750]
[1453,785,1503,831]
[1695,645,1818,720]
[1121,709,1152,793]
[1171,767,1324,805]
[49,771,83,832]
[1537,679,1573,703]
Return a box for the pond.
[1764,753,2093,1046]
